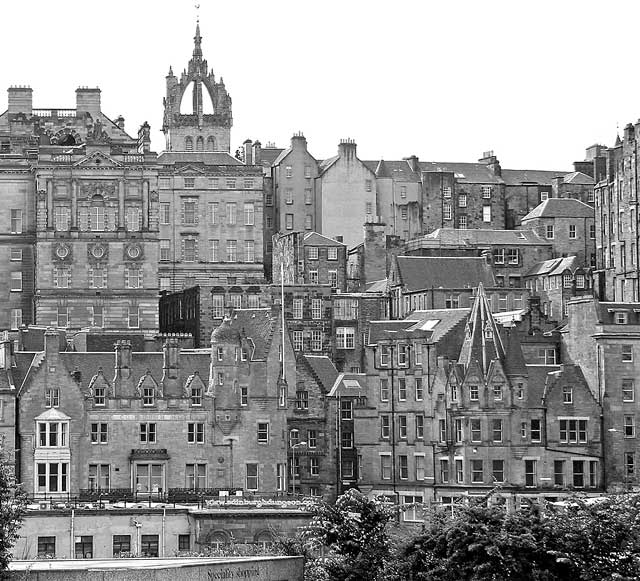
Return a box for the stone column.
[142,180,149,231]
[118,179,125,229]
[46,180,53,229]
[71,180,78,229]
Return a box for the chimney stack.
[8,86,33,116]
[114,340,132,395]
[76,87,101,117]
[338,138,357,161]
[252,140,262,165]
[162,338,180,396]
[243,139,253,165]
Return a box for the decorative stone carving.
[87,243,108,262]
[52,242,72,262]
[79,181,117,200]
[124,243,143,261]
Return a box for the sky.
[2,0,639,170]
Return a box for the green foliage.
[0,456,26,578]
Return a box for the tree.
[0,454,26,578]
[302,489,398,581]
[404,494,640,581]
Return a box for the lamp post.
[291,441,307,496]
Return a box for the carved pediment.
[135,372,163,398]
[184,372,207,398]
[87,368,113,398]
[74,151,122,169]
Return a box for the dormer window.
[191,385,202,406]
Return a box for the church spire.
[458,283,505,378]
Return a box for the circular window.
[91,245,105,259]
[127,245,141,259]
[55,244,69,259]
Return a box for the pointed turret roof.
[458,283,505,377]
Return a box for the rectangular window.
[226,240,237,261]
[572,460,585,488]
[336,327,355,349]
[626,453,635,477]
[563,386,573,404]
[184,177,195,189]
[380,454,392,480]
[525,459,537,487]
[398,455,409,480]
[458,215,467,229]
[458,193,467,207]
[559,419,587,443]
[443,204,452,221]
[183,199,197,224]
[471,459,483,483]
[380,379,389,402]
[292,330,303,351]
[531,419,541,442]
[257,422,269,443]
[208,201,219,225]
[226,202,237,225]
[311,298,322,320]
[328,269,338,289]
[309,457,319,476]
[160,203,170,225]
[292,298,304,319]
[415,377,423,401]
[141,535,159,558]
[415,455,425,480]
[90,423,108,444]
[88,464,110,490]
[38,536,56,558]
[112,535,131,557]
[455,458,464,483]
[398,415,408,439]
[398,378,407,401]
[492,419,503,442]
[416,415,424,439]
[295,389,308,409]
[342,431,353,449]
[74,536,93,559]
[308,429,317,448]
[240,386,248,406]
[246,463,259,491]
[341,400,353,420]
[482,205,492,223]
[285,214,294,230]
[623,379,635,401]
[178,534,191,552]
[546,224,554,239]
[311,330,322,351]
[45,388,60,408]
[10,209,23,234]
[10,308,22,330]
[305,214,312,230]
[492,459,504,483]
[124,267,143,289]
[440,459,449,483]
[36,462,68,493]
[244,202,255,226]
[624,415,635,438]
[469,385,479,401]
[569,224,577,239]
[455,418,463,442]
[470,418,481,442]
[187,422,205,444]
[139,423,157,443]
[244,240,255,263]
[439,419,446,443]
[494,248,505,264]
[554,460,565,486]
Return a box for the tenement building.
[594,122,640,301]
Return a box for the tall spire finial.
[193,4,202,60]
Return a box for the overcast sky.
[2,0,638,170]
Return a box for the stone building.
[315,140,377,249]
[403,227,553,289]
[388,255,529,319]
[562,296,640,489]
[158,26,265,292]
[519,197,595,267]
[594,122,640,301]
[0,85,160,333]
[523,256,593,321]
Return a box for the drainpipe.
[70,509,75,558]
[161,506,166,557]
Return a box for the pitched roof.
[420,161,503,184]
[401,309,470,342]
[362,159,421,181]
[328,372,368,398]
[365,279,388,293]
[259,147,285,166]
[526,364,561,407]
[420,227,549,246]
[303,232,346,247]
[458,284,506,377]
[525,256,582,277]
[521,198,594,221]
[317,156,339,174]
[226,308,277,360]
[394,256,495,292]
[303,355,339,392]
[501,168,567,186]
[502,328,528,376]
[563,171,595,185]
[367,320,422,345]
[157,151,243,165]
[271,147,292,166]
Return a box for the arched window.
[185,137,193,151]
[207,136,215,151]
[196,136,204,151]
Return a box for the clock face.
[55,244,69,259]
[91,245,105,259]
[127,245,141,259]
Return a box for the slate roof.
[303,232,346,247]
[157,151,243,166]
[503,328,528,376]
[526,364,561,407]
[521,198,594,221]
[318,156,339,174]
[226,308,277,360]
[525,256,582,277]
[303,355,339,393]
[596,301,640,325]
[259,147,285,166]
[420,161,503,184]
[501,169,567,186]
[563,171,595,185]
[362,159,421,181]
[421,227,549,246]
[367,320,420,345]
[401,309,471,343]
[393,256,495,291]
[271,147,292,166]
[365,279,388,293]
